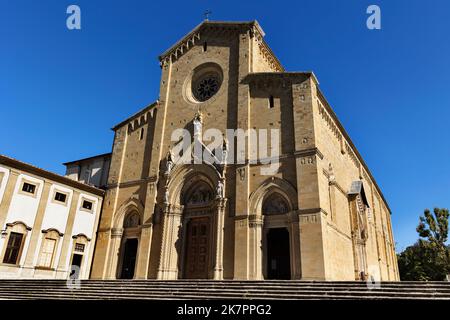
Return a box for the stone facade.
[90,20,399,281]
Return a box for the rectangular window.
[54,192,67,203]
[22,182,36,194]
[3,232,24,264]
[74,243,85,253]
[268,96,275,109]
[82,200,93,211]
[38,238,56,268]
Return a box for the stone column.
[248,214,263,280]
[213,198,227,280]
[56,191,80,278]
[157,204,183,280]
[22,180,52,276]
[0,170,19,230]
[105,227,123,279]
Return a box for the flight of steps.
[0,280,449,300]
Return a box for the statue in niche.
[193,110,203,138]
[328,163,335,182]
[165,148,174,175]
[163,187,169,203]
[216,179,224,199]
[222,134,228,164]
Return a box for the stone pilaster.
[248,214,263,280]
[213,198,227,280]
[105,227,123,279]
[288,212,302,280]
[21,180,52,276]
[156,203,183,280]
[297,211,327,280]
[135,222,153,279]
[0,170,19,230]
[55,191,80,278]
[233,27,253,280]
[135,181,157,279]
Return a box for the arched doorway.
[262,192,292,280]
[181,180,214,279]
[118,211,140,279]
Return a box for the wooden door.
[184,217,210,279]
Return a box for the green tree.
[397,208,450,281]
[416,208,449,246]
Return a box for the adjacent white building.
[63,153,111,189]
[0,155,104,279]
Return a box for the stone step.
[1,289,449,300]
[1,288,450,299]
[0,280,449,300]
[1,283,449,293]
[0,283,449,292]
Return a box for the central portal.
[184,217,211,279]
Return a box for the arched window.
[37,229,63,269]
[1,221,30,265]
[262,192,289,215]
[123,211,140,228]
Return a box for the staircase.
[0,280,449,300]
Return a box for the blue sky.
[1,0,449,251]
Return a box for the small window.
[82,200,93,211]
[268,96,275,109]
[74,243,85,253]
[54,192,67,203]
[22,182,36,194]
[3,232,24,264]
[139,127,144,140]
[203,42,207,52]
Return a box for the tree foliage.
[397,207,450,281]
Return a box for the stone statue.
[165,149,174,175]
[193,110,203,139]
[222,134,228,164]
[328,163,335,182]
[163,187,169,203]
[216,179,224,199]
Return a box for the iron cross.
[204,10,212,21]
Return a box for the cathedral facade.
[89,21,399,281]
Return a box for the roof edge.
[316,88,392,214]
[112,101,158,131]
[63,152,112,166]
[0,155,105,196]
